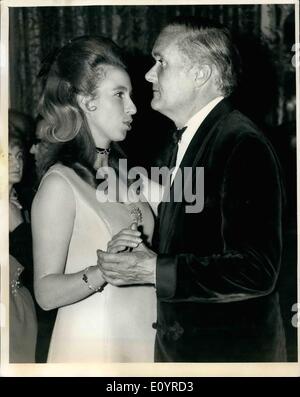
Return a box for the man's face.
[145,32,196,126]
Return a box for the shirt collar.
[180,96,224,144]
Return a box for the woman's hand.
[107,222,143,253]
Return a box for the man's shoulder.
[217,107,266,144]
[207,98,263,141]
[224,108,260,132]
[206,105,277,164]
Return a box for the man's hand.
[107,222,142,253]
[97,243,157,286]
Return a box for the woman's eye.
[8,152,23,161]
[116,92,124,98]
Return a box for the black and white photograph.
[0,0,299,376]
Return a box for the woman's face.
[30,120,48,170]
[9,144,24,185]
[84,66,137,148]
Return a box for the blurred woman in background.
[9,113,37,362]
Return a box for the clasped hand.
[97,223,156,286]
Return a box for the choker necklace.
[96,147,111,155]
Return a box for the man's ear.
[77,94,97,113]
[194,64,212,88]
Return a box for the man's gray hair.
[162,19,241,97]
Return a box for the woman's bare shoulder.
[32,169,75,213]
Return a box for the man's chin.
[150,99,162,112]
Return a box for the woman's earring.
[51,127,69,143]
[88,105,97,112]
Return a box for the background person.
[9,119,37,363]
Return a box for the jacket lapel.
[158,99,233,253]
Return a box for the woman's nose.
[127,98,137,115]
[10,156,20,169]
[30,145,36,154]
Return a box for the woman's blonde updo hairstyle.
[36,36,127,184]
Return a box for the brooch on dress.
[129,205,143,225]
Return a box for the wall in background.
[10,4,296,127]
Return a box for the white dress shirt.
[171,96,224,184]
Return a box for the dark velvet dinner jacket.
[153,99,286,362]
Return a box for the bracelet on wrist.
[82,266,105,293]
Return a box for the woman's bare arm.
[32,172,105,311]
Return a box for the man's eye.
[116,92,124,98]
[157,59,166,66]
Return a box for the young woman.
[9,123,37,363]
[31,36,156,363]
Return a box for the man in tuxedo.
[98,18,286,362]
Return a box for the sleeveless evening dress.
[38,164,156,363]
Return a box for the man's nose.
[145,65,157,83]
[30,144,36,154]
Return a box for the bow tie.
[168,126,187,170]
[172,126,187,144]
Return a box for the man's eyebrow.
[152,51,162,58]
